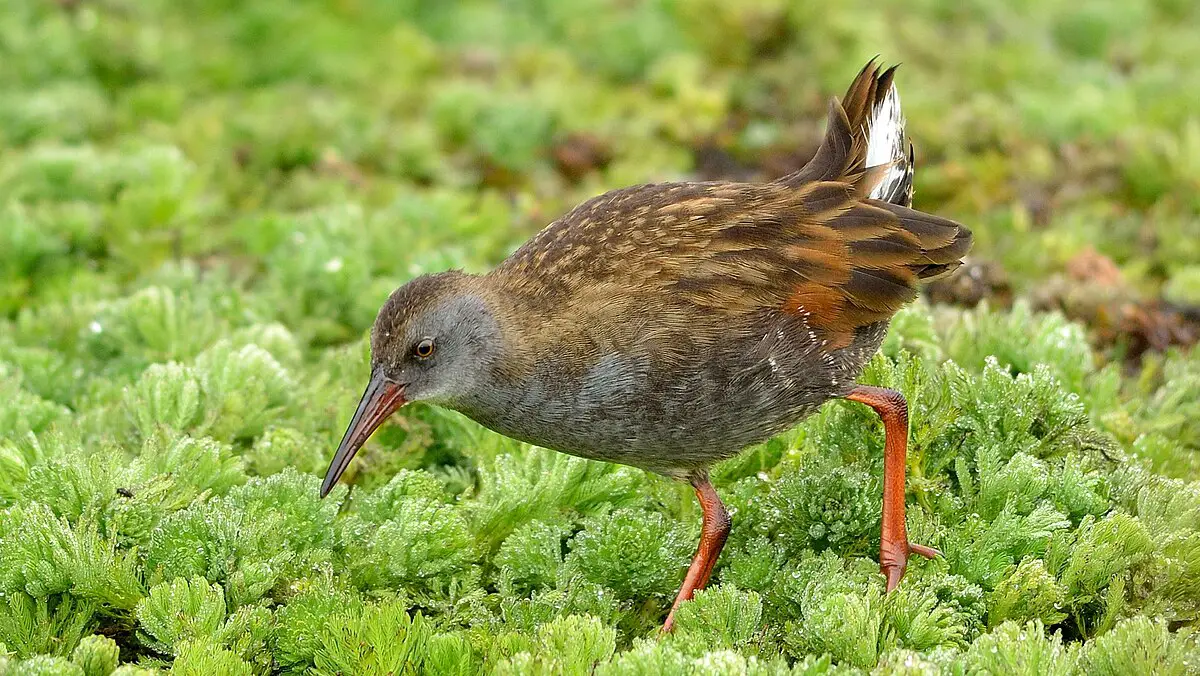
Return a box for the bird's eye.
[413,338,435,359]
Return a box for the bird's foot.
[881,538,941,592]
[660,613,677,635]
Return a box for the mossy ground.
[1,1,1198,674]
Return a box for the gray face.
[370,293,500,406]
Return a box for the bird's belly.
[459,383,823,477]
[454,318,889,476]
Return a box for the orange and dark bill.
[319,374,407,497]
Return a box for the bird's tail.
[782,59,971,282]
[779,60,912,205]
[852,66,913,207]
[824,58,913,207]
[849,64,971,278]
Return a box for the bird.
[320,59,971,632]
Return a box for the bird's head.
[320,271,501,497]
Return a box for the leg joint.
[880,388,907,420]
[709,502,732,537]
[847,385,907,423]
[691,471,732,540]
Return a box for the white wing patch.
[865,84,910,204]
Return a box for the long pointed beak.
[320,374,407,498]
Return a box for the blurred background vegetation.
[2,0,1198,344]
[1,0,1198,674]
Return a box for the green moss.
[668,585,763,656]
[1077,616,1198,676]
[70,635,119,676]
[342,495,479,598]
[960,620,1077,675]
[566,509,693,602]
[0,594,97,660]
[310,598,430,676]
[495,519,571,595]
[170,638,255,676]
[135,577,226,656]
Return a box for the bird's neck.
[441,277,597,418]
[468,280,554,384]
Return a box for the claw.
[881,540,941,592]
[884,563,904,592]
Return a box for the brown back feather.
[492,60,971,352]
[772,60,972,341]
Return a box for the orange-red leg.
[662,472,730,633]
[844,385,940,591]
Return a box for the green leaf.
[69,635,119,676]
[135,577,226,656]
[960,620,1078,675]
[566,508,692,602]
[311,599,430,676]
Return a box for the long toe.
[909,542,941,559]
